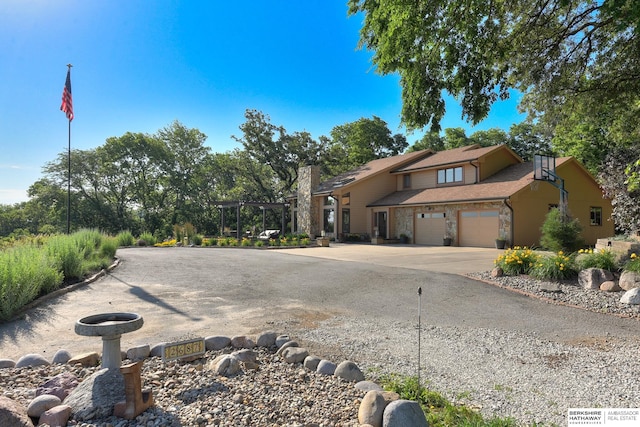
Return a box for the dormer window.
[437,166,463,184]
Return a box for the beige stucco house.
[291,144,614,248]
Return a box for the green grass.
[0,230,117,321]
[378,374,517,427]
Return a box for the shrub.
[138,232,157,246]
[530,251,577,280]
[540,208,583,252]
[577,248,618,271]
[116,231,135,247]
[493,247,539,275]
[100,237,118,259]
[46,235,85,279]
[625,253,640,273]
[241,238,253,247]
[192,234,203,246]
[255,240,264,247]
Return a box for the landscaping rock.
[0,359,16,369]
[491,267,503,278]
[578,268,614,290]
[126,344,150,361]
[619,271,640,291]
[230,335,255,349]
[382,399,428,427]
[52,349,72,364]
[276,340,299,355]
[275,334,291,348]
[15,353,49,368]
[282,347,309,363]
[232,349,257,363]
[355,381,384,392]
[0,396,31,427]
[210,355,240,376]
[621,288,640,305]
[303,355,321,371]
[27,394,61,418]
[64,368,125,421]
[600,281,622,292]
[256,331,277,347]
[68,352,100,368]
[205,336,231,351]
[39,404,72,427]
[358,390,388,427]
[334,360,365,382]
[36,371,79,401]
[316,360,336,376]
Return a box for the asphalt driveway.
[1,244,639,361]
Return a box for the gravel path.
[4,270,640,426]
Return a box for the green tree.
[442,128,470,149]
[348,0,640,131]
[469,128,508,148]
[408,131,444,152]
[507,123,553,162]
[540,208,584,252]
[233,110,326,199]
[327,116,408,175]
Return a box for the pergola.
[214,201,290,239]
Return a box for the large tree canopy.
[348,0,640,131]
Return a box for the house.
[290,144,614,248]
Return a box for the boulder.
[303,355,321,371]
[316,360,336,376]
[490,267,503,278]
[232,349,257,363]
[275,335,291,348]
[600,281,622,292]
[64,368,125,421]
[36,371,79,401]
[126,344,150,361]
[52,349,72,365]
[210,355,240,376]
[150,342,167,358]
[0,359,16,369]
[382,399,428,427]
[276,341,299,356]
[619,271,640,291]
[205,336,231,351]
[578,268,614,290]
[230,335,255,349]
[334,360,365,382]
[27,394,61,418]
[68,352,100,367]
[15,353,49,368]
[0,396,31,427]
[256,331,277,348]
[358,390,388,427]
[282,347,309,363]
[621,288,640,305]
[39,404,72,427]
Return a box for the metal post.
[417,286,422,387]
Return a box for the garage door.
[459,210,499,247]
[415,212,446,245]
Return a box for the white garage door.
[415,212,446,245]
[459,210,499,247]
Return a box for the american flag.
[60,69,73,121]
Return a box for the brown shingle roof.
[393,144,518,173]
[315,149,432,194]
[368,158,571,207]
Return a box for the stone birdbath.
[75,312,144,370]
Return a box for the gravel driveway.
[2,245,639,425]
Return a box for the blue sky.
[0,0,525,205]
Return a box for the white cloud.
[0,189,29,205]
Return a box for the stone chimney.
[297,165,321,238]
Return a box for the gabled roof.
[314,149,432,194]
[393,144,521,173]
[368,158,572,207]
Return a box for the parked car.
[257,230,280,241]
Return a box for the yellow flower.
[632,253,637,259]
[558,251,564,255]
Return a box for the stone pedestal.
[113,362,153,420]
[317,237,330,247]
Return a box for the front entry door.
[376,211,387,238]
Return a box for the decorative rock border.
[0,330,427,427]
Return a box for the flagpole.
[67,115,71,234]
